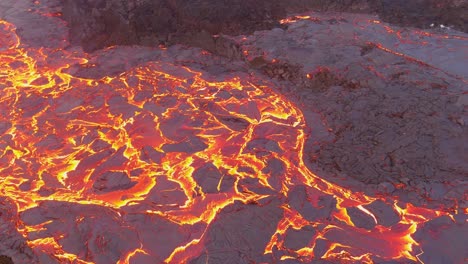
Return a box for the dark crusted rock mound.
[62,0,287,51]
[62,0,467,52]
[0,256,13,264]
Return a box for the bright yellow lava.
[0,19,454,263]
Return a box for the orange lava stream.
[0,19,458,264]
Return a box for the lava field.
[0,1,467,264]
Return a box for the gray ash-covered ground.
[0,0,467,264]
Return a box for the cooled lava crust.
[0,1,467,264]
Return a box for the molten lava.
[0,18,459,263]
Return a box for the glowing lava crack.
[0,20,459,264]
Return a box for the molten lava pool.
[0,6,466,264]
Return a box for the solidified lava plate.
[0,1,467,264]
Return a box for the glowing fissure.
[0,19,456,263]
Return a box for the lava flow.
[0,18,459,264]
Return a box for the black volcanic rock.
[283,226,316,250]
[346,207,376,230]
[289,186,337,222]
[413,216,468,264]
[191,198,282,264]
[0,198,37,263]
[192,162,235,193]
[378,0,467,31]
[62,0,467,52]
[0,256,13,264]
[20,201,141,264]
[61,0,286,51]
[93,171,136,193]
[364,200,400,227]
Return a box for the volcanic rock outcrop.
[62,0,467,52]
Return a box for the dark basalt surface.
[62,0,286,51]
[377,0,467,31]
[0,256,14,264]
[62,0,467,52]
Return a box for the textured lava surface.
[60,0,468,51]
[0,1,467,264]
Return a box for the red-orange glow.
[279,15,319,24]
[0,17,460,264]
